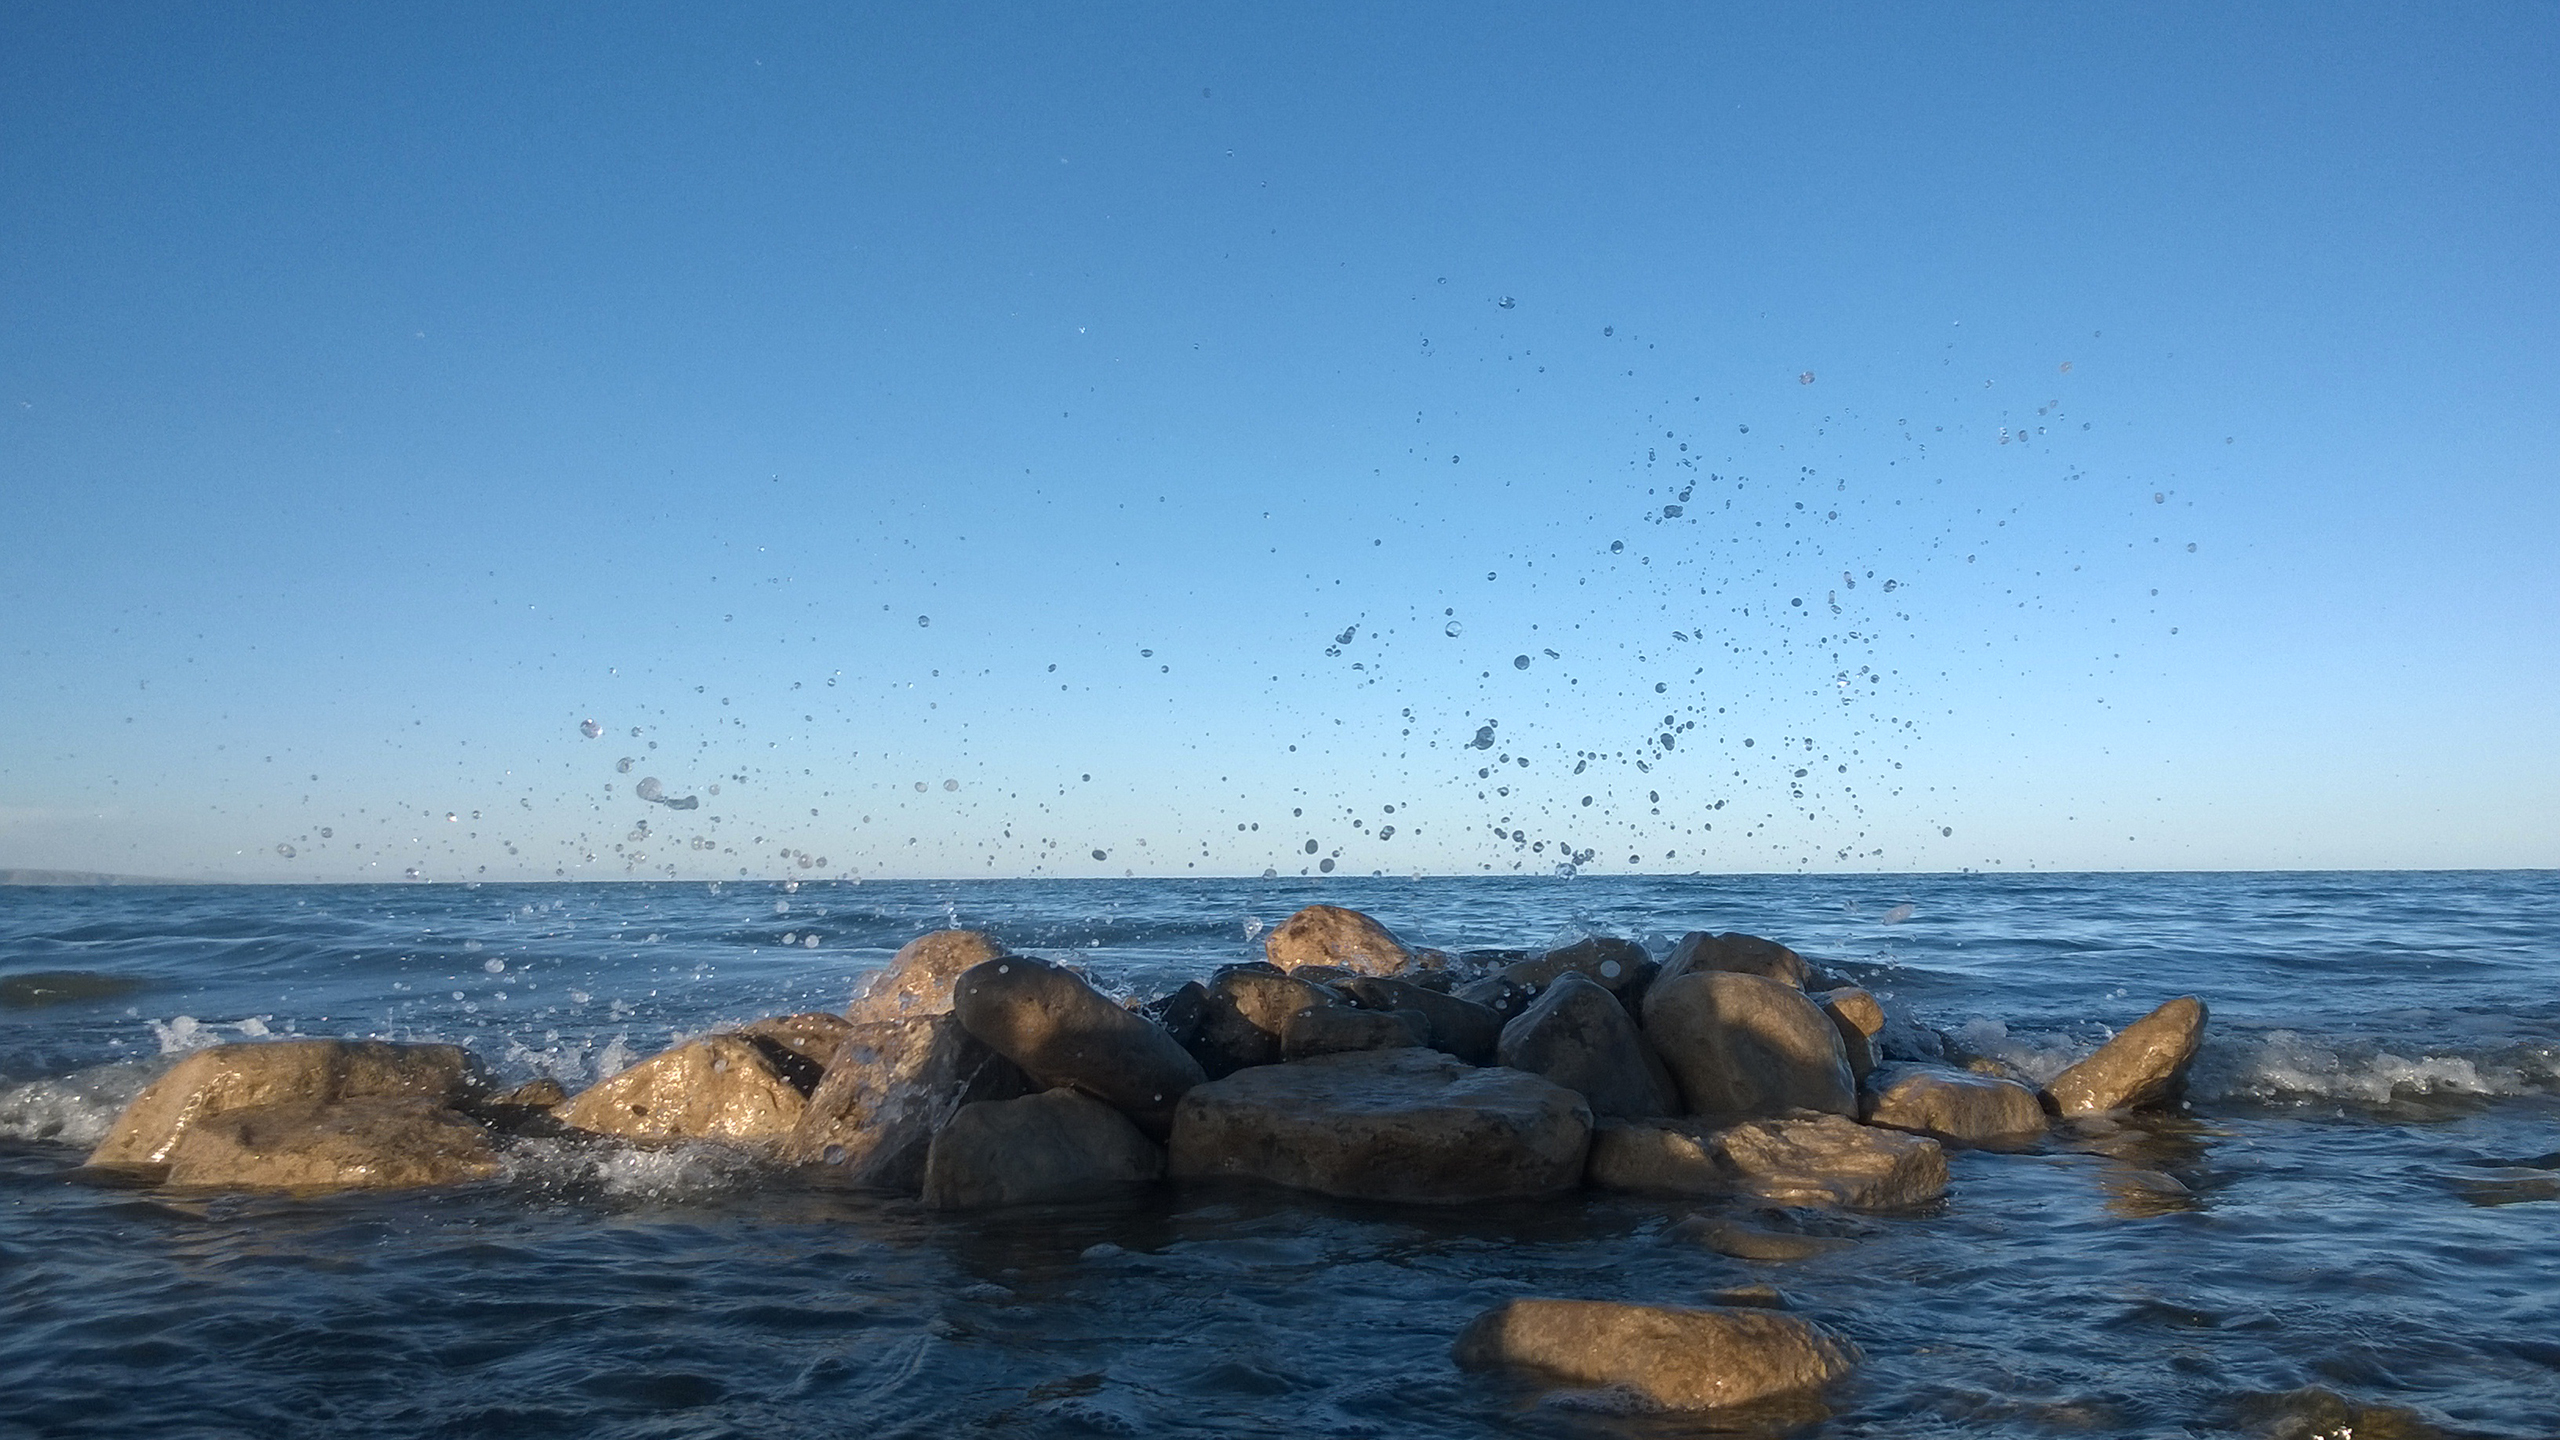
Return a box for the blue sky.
[3,3,2554,880]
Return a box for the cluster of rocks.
[80,903,2207,1412]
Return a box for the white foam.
[1946,1017,2084,1085]
[0,1061,157,1148]
[2192,1030,2555,1105]
[500,1135,766,1199]
[147,1015,273,1055]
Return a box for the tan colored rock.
[1453,1298,1858,1410]
[1280,1004,1425,1059]
[787,1015,1028,1188]
[739,1012,855,1073]
[495,1077,568,1109]
[1196,964,1344,1073]
[2041,996,2209,1117]
[556,1033,807,1143]
[1861,1063,2045,1147]
[160,1097,501,1191]
[921,1088,1164,1209]
[89,1039,485,1169]
[1263,904,1416,977]
[1168,1047,1590,1203]
[952,955,1206,1139]
[1332,974,1506,1064]
[1589,1113,1946,1209]
[1674,1216,1858,1262]
[1496,972,1676,1119]
[848,929,1005,1024]
[1662,931,1811,990]
[1644,971,1855,1118]
[1816,987,1883,1081]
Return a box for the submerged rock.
[557,1034,807,1143]
[849,929,1005,1025]
[1495,972,1677,1119]
[1263,904,1419,977]
[1168,1047,1590,1203]
[1332,974,1505,1065]
[1589,1113,1947,1209]
[1662,931,1812,990]
[1674,1215,1861,1262]
[1453,1298,1858,1410]
[921,1088,1164,1209]
[1862,1063,2046,1147]
[952,954,1206,1140]
[90,1039,486,1169]
[1644,971,1856,1118]
[160,1096,500,1191]
[2041,996,2208,1117]
[787,1015,1028,1188]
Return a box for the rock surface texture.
[952,955,1206,1139]
[1861,1063,2046,1147]
[920,1088,1165,1209]
[787,1015,1028,1187]
[557,1034,808,1143]
[1589,1114,1947,1209]
[1453,1298,1858,1410]
[1663,931,1812,990]
[847,929,1006,1025]
[159,1097,501,1190]
[1280,1004,1425,1060]
[1644,971,1856,1118]
[2040,995,2209,1117]
[1195,964,1343,1074]
[1495,972,1676,1119]
[1815,987,1884,1081]
[1168,1048,1591,1203]
[90,1039,485,1169]
[1332,975,1505,1065]
[1262,904,1417,977]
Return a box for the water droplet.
[1090,848,1108,862]
[578,719,602,739]
[1513,654,1532,670]
[1609,540,1625,554]
[318,827,332,839]
[634,777,664,803]
[943,779,960,791]
[1798,371,1815,385]
[274,843,296,858]
[483,957,505,974]
[1444,620,1464,638]
[1882,903,1916,924]
[616,757,634,773]
[782,932,797,945]
[916,615,931,627]
[1498,296,1515,309]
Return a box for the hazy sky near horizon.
[4,4,2555,881]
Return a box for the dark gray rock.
[1280,1004,1426,1059]
[952,955,1207,1140]
[1495,972,1676,1118]
[920,1088,1164,1209]
[1333,974,1506,1064]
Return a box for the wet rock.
[1333,974,1505,1064]
[1144,979,1211,1054]
[1861,1063,2046,1148]
[1673,1216,1860,1262]
[1451,974,1535,1023]
[1644,971,1856,1118]
[1168,1047,1590,1203]
[787,1015,1029,1188]
[1281,1004,1426,1060]
[1662,931,1812,990]
[1194,964,1344,1075]
[557,1034,807,1143]
[1498,935,1654,998]
[1815,987,1883,1081]
[2041,995,2208,1116]
[952,954,1206,1140]
[1263,904,1419,977]
[496,1077,568,1109]
[159,1096,501,1191]
[848,929,1005,1025]
[1453,1298,1858,1410]
[1495,972,1676,1119]
[738,1012,855,1074]
[1590,1113,1946,1209]
[90,1039,486,1169]
[1707,1283,1794,1310]
[920,1088,1164,1210]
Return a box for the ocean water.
[2,872,2554,1439]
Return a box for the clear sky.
[3,3,2555,881]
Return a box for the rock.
[1194,964,1345,1074]
[1281,1004,1426,1059]
[1495,972,1676,1119]
[556,1034,807,1143]
[1451,974,1535,1023]
[738,1012,855,1074]
[1332,974,1505,1064]
[1707,1284,1793,1310]
[1453,1298,1858,1410]
[89,1039,486,1169]
[920,1088,1165,1209]
[1168,1048,1590,1203]
[787,1015,1029,1188]
[496,1077,568,1109]
[1498,936,1654,998]
[159,1097,501,1191]
[1674,1216,1859,1262]
[848,929,1005,1025]
[1263,904,1419,977]
[1662,931,1812,990]
[1589,1114,1947,1209]
[1144,979,1211,1054]
[2041,996,2209,1117]
[1815,988,1883,1081]
[1861,1063,2046,1147]
[1643,971,1856,1118]
[952,955,1206,1140]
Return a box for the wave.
[1932,1014,2559,1106]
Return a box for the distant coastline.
[0,869,194,887]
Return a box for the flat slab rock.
[1455,1298,1858,1410]
[1862,1063,2046,1147]
[90,1039,484,1169]
[1168,1048,1590,1204]
[1589,1113,1948,1209]
[159,1096,501,1191]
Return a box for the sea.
[2,871,2554,1439]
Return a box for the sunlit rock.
[951,954,1206,1140]
[1815,987,1884,1081]
[89,1039,486,1169]
[556,1033,807,1143]
[2041,995,2208,1116]
[1263,904,1418,977]
[1495,972,1676,1119]
[1589,1113,1946,1209]
[921,1087,1164,1210]
[1168,1047,1589,1203]
[1453,1298,1858,1410]
[160,1096,501,1191]
[1661,931,1812,990]
[1861,1063,2046,1147]
[1644,971,1856,1118]
[1331,974,1505,1064]
[1194,963,1344,1074]
[737,1012,854,1083]
[849,929,1006,1025]
[787,1015,1028,1188]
